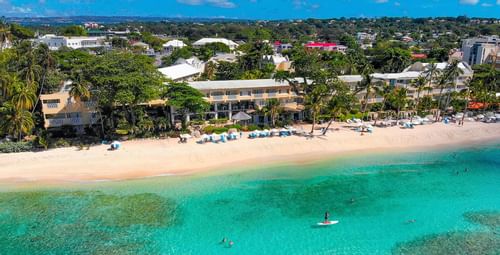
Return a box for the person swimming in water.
[228,241,234,248]
[220,237,227,244]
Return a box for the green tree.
[0,102,34,140]
[262,98,282,127]
[62,25,87,36]
[161,47,193,67]
[163,82,209,129]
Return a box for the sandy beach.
[0,122,499,183]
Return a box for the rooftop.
[158,64,201,81]
[188,79,290,90]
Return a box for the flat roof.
[188,79,290,90]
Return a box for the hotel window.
[252,89,264,95]
[67,112,81,119]
[240,90,251,96]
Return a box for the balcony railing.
[47,119,64,127]
[47,103,59,108]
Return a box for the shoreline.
[0,122,499,185]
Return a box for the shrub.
[189,120,205,126]
[52,138,71,148]
[0,141,34,153]
[203,126,229,134]
[208,118,229,125]
[246,124,259,131]
[224,124,242,130]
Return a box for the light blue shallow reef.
[0,143,499,254]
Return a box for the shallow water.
[0,143,499,254]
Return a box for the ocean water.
[0,143,499,255]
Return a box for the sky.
[1,0,499,19]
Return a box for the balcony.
[46,103,59,108]
[71,118,83,125]
[227,94,238,100]
[47,119,64,127]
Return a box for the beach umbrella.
[232,111,252,121]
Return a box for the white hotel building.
[34,34,106,50]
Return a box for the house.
[209,53,239,63]
[34,34,106,50]
[305,42,347,53]
[163,39,186,53]
[263,54,292,71]
[131,41,150,49]
[192,38,239,50]
[174,57,205,72]
[39,81,99,133]
[158,63,201,82]
[273,41,293,53]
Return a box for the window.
[67,112,81,118]
[42,99,60,104]
[240,90,251,96]
[45,113,66,119]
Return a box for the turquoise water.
[0,143,499,254]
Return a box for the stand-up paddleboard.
[317,220,339,226]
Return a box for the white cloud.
[375,0,389,3]
[459,0,479,5]
[177,0,236,8]
[497,0,500,5]
[481,2,493,6]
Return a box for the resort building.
[34,34,106,50]
[181,79,304,123]
[40,82,99,133]
[371,62,473,102]
[192,38,239,50]
[461,35,500,66]
[158,63,202,82]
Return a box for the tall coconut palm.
[263,98,282,127]
[372,82,392,125]
[423,62,441,87]
[16,41,41,92]
[0,102,34,141]
[356,72,383,120]
[69,71,91,102]
[389,87,408,124]
[10,78,36,110]
[31,44,55,113]
[442,60,464,111]
[410,76,428,122]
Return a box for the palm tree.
[442,60,464,111]
[389,87,408,124]
[10,78,36,110]
[356,72,383,120]
[263,98,282,127]
[372,82,392,125]
[0,103,35,141]
[204,61,217,80]
[31,44,55,113]
[409,76,428,122]
[0,71,14,101]
[69,71,91,102]
[423,61,441,91]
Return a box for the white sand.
[0,122,499,183]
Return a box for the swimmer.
[464,168,468,172]
[220,237,227,244]
[228,241,234,248]
[406,219,416,223]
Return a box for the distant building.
[273,41,293,53]
[209,53,239,63]
[131,41,150,49]
[356,32,377,44]
[448,49,464,62]
[262,54,292,71]
[192,38,239,50]
[174,57,205,72]
[34,34,106,50]
[305,42,347,53]
[484,52,500,70]
[163,39,186,53]
[461,35,500,66]
[158,63,201,82]
[84,22,99,29]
